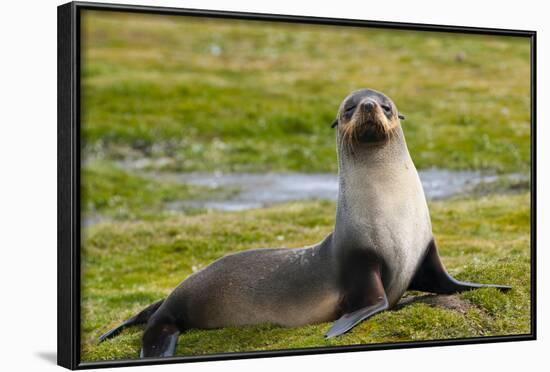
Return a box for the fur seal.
[98,88,511,357]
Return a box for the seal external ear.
[408,240,512,294]
[331,118,338,128]
[325,261,389,338]
[398,113,405,120]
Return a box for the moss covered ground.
[79,10,532,362]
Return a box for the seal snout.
[357,98,382,123]
[356,98,386,133]
[360,100,375,112]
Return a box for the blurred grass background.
[79,10,531,362]
[81,11,530,173]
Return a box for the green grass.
[81,192,531,362]
[81,161,232,221]
[81,10,531,174]
[78,10,532,363]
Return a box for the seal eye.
[343,105,357,119]
[381,105,391,113]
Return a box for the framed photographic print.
[57,1,536,369]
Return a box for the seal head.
[332,89,404,146]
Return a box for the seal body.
[99,88,511,357]
[162,242,340,329]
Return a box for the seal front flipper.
[325,296,388,338]
[325,261,388,338]
[408,239,511,294]
[140,317,180,358]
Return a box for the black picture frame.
[57,1,537,369]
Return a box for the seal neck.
[333,128,417,247]
[336,127,411,180]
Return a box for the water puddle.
[144,169,519,212]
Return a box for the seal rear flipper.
[408,240,512,294]
[325,260,388,338]
[140,319,180,358]
[325,297,388,338]
[98,299,164,343]
[98,320,131,343]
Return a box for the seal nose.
[361,101,375,112]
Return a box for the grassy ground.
[81,10,531,174]
[79,10,532,363]
[81,190,530,361]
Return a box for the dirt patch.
[395,294,475,314]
